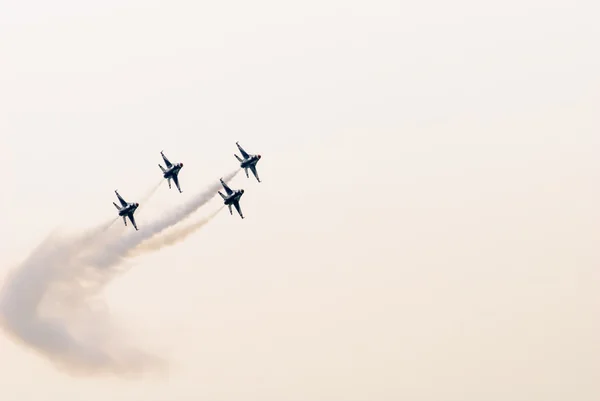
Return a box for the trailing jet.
[234,141,262,182]
[158,150,184,192]
[113,190,140,230]
[218,178,245,219]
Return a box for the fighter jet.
[112,190,140,230]
[234,141,262,182]
[158,150,184,192]
[218,178,245,219]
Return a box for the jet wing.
[249,165,260,182]
[233,201,244,219]
[220,179,233,195]
[160,151,173,168]
[115,190,128,207]
[127,213,138,230]
[172,173,182,192]
[236,142,250,159]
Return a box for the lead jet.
[158,151,184,192]
[218,178,245,219]
[113,190,140,230]
[234,141,262,182]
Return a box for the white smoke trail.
[137,180,164,211]
[0,170,239,377]
[131,205,225,256]
[86,169,239,269]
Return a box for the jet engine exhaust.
[139,180,163,206]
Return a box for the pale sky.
[1,0,599,400]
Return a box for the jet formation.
[114,142,262,230]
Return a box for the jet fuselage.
[118,203,139,216]
[240,155,260,168]
[162,163,183,179]
[223,190,244,205]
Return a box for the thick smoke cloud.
[0,170,239,377]
[0,220,161,377]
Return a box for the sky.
[0,0,599,400]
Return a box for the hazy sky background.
[1,0,599,400]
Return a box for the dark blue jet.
[218,178,245,219]
[234,142,262,182]
[158,150,184,192]
[113,190,139,230]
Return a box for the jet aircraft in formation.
[113,142,262,229]
[158,151,184,192]
[218,178,245,219]
[234,142,262,182]
[113,190,140,230]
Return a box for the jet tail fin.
[218,191,226,199]
[159,164,166,173]
[234,154,243,162]
[113,202,121,210]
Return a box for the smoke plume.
[132,206,225,256]
[87,169,239,268]
[0,220,164,377]
[139,180,164,205]
[0,170,239,377]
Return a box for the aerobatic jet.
[113,190,140,230]
[158,150,184,192]
[234,141,262,182]
[218,178,245,219]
